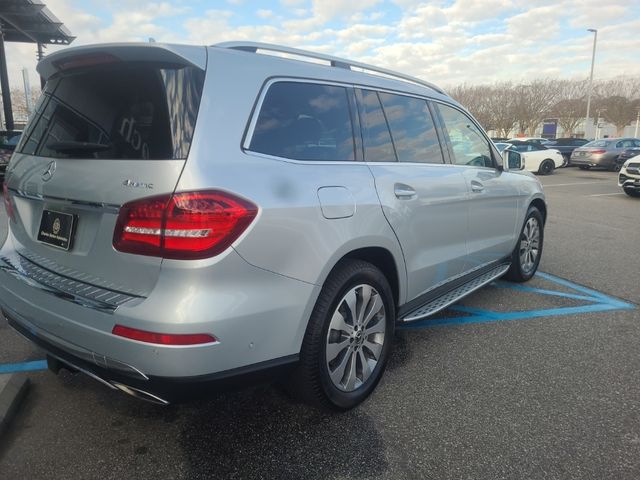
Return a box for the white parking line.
[589,192,625,197]
[543,181,603,187]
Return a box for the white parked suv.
[0,41,546,410]
[619,158,640,197]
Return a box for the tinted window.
[378,92,443,164]
[584,140,611,148]
[509,143,530,153]
[249,82,354,161]
[436,103,493,167]
[356,89,396,162]
[17,64,204,159]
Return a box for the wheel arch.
[529,197,547,224]
[342,246,401,309]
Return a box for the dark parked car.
[617,147,640,166]
[570,138,640,171]
[0,131,22,177]
[545,138,590,165]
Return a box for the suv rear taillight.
[2,183,15,222]
[113,190,258,259]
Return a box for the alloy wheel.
[519,217,540,275]
[325,284,386,392]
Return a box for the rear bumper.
[570,155,610,167]
[0,230,319,401]
[6,310,297,403]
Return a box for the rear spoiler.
[37,43,207,81]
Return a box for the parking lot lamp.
[635,109,639,138]
[584,29,597,138]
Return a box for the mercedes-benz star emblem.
[42,160,56,182]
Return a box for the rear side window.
[618,139,636,148]
[378,92,443,164]
[356,89,396,162]
[249,82,355,161]
[17,64,205,160]
[585,140,610,148]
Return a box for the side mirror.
[501,149,525,171]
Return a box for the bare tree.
[513,79,561,135]
[448,84,495,131]
[595,96,640,136]
[449,82,517,137]
[592,77,640,136]
[550,79,588,136]
[447,76,640,138]
[489,82,518,138]
[1,86,41,125]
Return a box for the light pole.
[584,28,597,139]
[635,109,640,138]
[594,108,606,140]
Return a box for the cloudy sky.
[5,0,640,91]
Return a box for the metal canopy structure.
[0,0,74,130]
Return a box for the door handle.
[394,183,416,199]
[470,180,484,193]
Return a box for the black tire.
[578,165,591,170]
[611,162,622,172]
[504,206,544,283]
[538,159,555,175]
[624,188,640,198]
[287,259,395,411]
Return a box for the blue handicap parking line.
[0,359,48,374]
[0,273,635,372]
[400,271,635,330]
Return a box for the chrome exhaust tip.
[111,382,170,405]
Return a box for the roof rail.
[214,41,445,95]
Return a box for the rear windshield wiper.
[46,141,112,154]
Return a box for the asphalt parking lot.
[0,167,638,479]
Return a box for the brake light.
[53,53,119,71]
[589,149,606,154]
[2,183,15,221]
[112,325,217,345]
[113,190,258,259]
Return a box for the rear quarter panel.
[173,48,408,303]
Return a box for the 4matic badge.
[122,179,154,189]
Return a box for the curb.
[0,373,30,438]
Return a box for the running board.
[401,264,510,322]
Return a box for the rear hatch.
[3,44,206,297]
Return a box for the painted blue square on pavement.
[399,272,635,330]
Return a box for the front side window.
[436,103,494,167]
[17,64,205,160]
[249,82,355,161]
[378,92,443,164]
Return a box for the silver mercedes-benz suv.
[0,42,545,410]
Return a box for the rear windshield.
[16,63,205,160]
[584,140,610,148]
